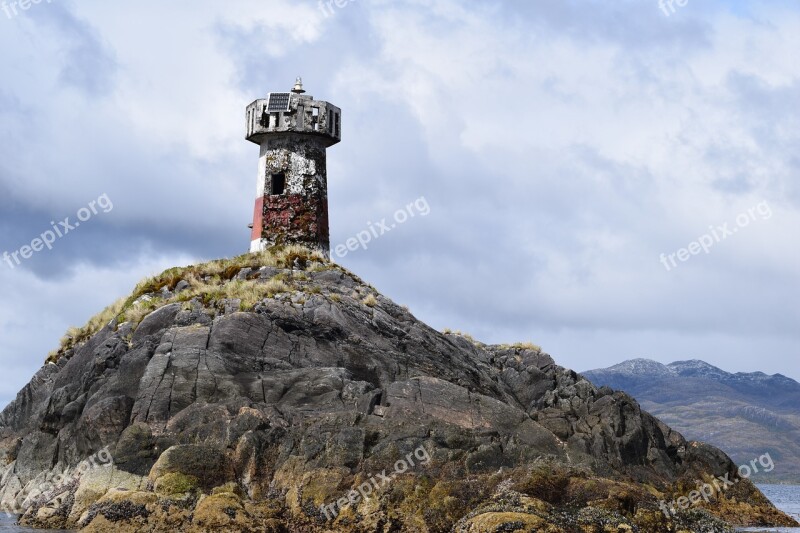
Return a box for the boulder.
[0,256,792,531]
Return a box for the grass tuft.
[443,329,480,345]
[46,247,326,364]
[498,341,542,353]
[46,297,128,363]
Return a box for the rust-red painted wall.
[259,193,329,250]
[249,135,331,255]
[251,197,265,242]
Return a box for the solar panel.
[266,93,291,113]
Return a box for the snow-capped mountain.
[583,359,800,482]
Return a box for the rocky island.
[0,246,795,532]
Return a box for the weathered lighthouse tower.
[245,78,341,256]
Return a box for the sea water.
[738,484,800,533]
[0,515,71,532]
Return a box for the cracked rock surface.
[0,259,794,532]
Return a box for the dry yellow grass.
[47,246,326,363]
[362,294,378,308]
[120,298,162,326]
[500,341,542,353]
[442,333,540,352]
[261,278,291,298]
[46,297,128,364]
[442,329,479,345]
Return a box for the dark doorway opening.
[270,173,286,195]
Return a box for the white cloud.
[0,0,798,408]
[0,252,197,405]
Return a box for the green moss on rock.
[154,473,200,497]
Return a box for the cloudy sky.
[0,0,798,408]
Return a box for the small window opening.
[312,107,319,131]
[270,173,286,195]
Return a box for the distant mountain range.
[583,359,800,482]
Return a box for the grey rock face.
[585,358,800,483]
[0,264,745,525]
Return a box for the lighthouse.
[245,78,341,257]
